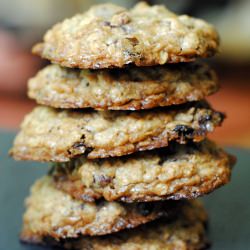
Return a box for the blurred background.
[0,0,249,147]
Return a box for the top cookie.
[32,2,219,69]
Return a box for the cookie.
[21,200,208,250]
[10,102,224,162]
[52,140,234,202]
[32,2,219,69]
[28,62,218,110]
[20,176,176,242]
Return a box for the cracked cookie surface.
[10,102,224,162]
[52,140,234,202]
[20,176,176,242]
[32,2,219,69]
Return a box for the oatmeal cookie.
[20,176,176,242]
[52,140,234,202]
[28,63,218,110]
[32,2,219,69]
[10,102,224,162]
[21,200,208,250]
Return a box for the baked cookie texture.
[32,2,219,69]
[53,140,234,202]
[20,176,176,242]
[10,102,224,162]
[28,62,218,110]
[22,200,208,250]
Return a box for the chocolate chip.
[95,199,105,208]
[69,141,93,157]
[173,125,194,138]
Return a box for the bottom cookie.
[63,200,208,250]
[21,196,208,250]
[20,176,178,242]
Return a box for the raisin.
[173,125,194,138]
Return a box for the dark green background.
[1,131,249,250]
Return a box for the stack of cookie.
[11,3,235,249]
